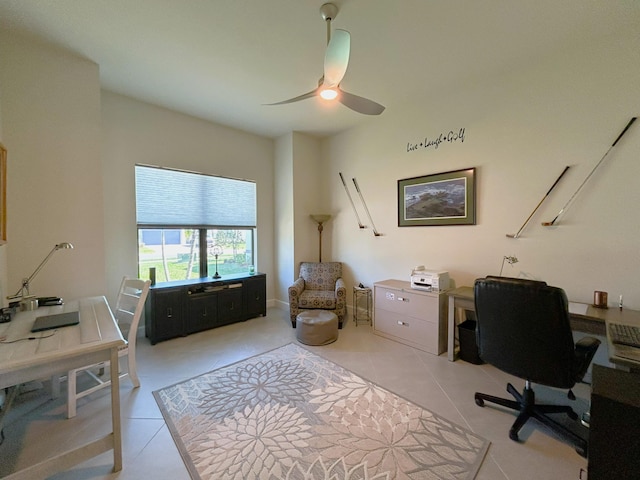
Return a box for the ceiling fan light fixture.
[319,88,338,100]
[265,2,385,115]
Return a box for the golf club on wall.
[506,166,570,238]
[339,172,366,228]
[352,178,381,236]
[542,117,637,227]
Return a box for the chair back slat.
[114,277,151,341]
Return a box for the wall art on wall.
[398,168,476,227]
[0,143,6,243]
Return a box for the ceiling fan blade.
[338,89,385,115]
[324,29,350,87]
[264,89,318,106]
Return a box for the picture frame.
[0,143,6,243]
[398,167,476,227]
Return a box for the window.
[135,165,256,282]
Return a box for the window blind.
[135,165,256,228]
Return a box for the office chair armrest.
[575,336,600,353]
[573,336,601,380]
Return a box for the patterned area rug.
[153,343,490,480]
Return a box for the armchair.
[288,262,346,328]
[473,276,600,457]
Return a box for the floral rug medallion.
[153,343,489,479]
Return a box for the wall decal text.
[406,127,466,153]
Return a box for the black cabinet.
[218,287,244,326]
[145,287,184,344]
[243,276,267,319]
[187,292,218,334]
[145,273,266,344]
[588,364,640,479]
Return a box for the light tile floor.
[0,307,591,479]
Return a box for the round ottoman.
[296,310,339,346]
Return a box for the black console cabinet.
[588,364,640,479]
[145,273,266,344]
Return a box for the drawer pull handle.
[398,297,409,302]
[397,320,409,326]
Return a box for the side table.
[353,286,372,326]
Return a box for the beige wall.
[274,132,326,307]
[0,32,106,303]
[101,91,275,304]
[322,28,640,309]
[1,25,639,316]
[0,77,6,307]
[274,133,294,305]
[0,32,276,307]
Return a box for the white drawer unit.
[373,279,447,354]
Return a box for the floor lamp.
[310,214,331,262]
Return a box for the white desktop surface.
[0,296,124,479]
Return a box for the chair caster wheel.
[509,429,519,442]
[475,396,484,407]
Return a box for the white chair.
[62,277,150,418]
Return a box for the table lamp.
[310,214,331,262]
[211,245,223,279]
[7,242,74,310]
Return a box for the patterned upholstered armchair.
[288,262,346,328]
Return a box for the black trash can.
[458,319,484,364]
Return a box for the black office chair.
[473,276,600,456]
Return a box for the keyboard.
[609,323,640,348]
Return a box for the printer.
[410,267,450,292]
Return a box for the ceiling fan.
[266,3,385,116]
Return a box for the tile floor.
[1,307,591,479]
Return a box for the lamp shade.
[310,214,331,224]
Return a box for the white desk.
[0,296,124,479]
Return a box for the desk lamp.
[7,242,74,310]
[310,214,331,262]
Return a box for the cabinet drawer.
[374,308,439,353]
[375,286,437,320]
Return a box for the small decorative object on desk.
[249,265,255,275]
[593,290,608,309]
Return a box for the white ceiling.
[1,0,639,138]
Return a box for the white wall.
[0,74,6,307]
[101,91,275,304]
[323,29,640,309]
[274,133,294,306]
[292,133,325,265]
[0,33,277,306]
[0,32,105,302]
[274,132,326,308]
[2,25,638,317]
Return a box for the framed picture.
[0,143,6,243]
[398,167,476,227]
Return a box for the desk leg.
[110,347,122,472]
[448,296,456,361]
